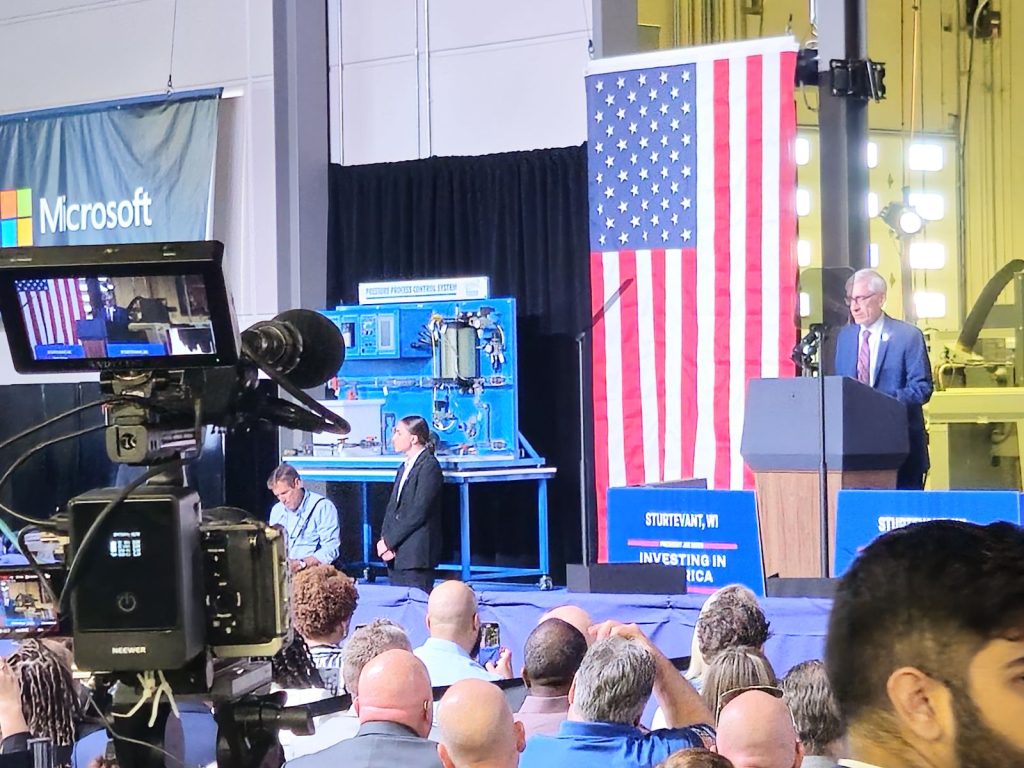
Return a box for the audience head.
[686,587,730,682]
[355,648,433,737]
[538,605,594,645]
[437,678,525,768]
[569,635,655,726]
[271,634,324,689]
[701,645,777,723]
[696,585,770,664]
[267,463,304,511]
[7,639,79,747]
[291,564,359,645]
[715,689,802,768]
[781,660,844,759]
[342,619,413,696]
[522,618,587,696]
[658,748,735,768]
[826,520,1024,768]
[427,581,482,654]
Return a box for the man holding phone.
[413,581,512,687]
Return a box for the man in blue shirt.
[413,581,513,687]
[267,464,341,572]
[520,621,715,768]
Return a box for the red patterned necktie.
[857,328,871,384]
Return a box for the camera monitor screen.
[15,274,216,361]
[0,242,239,373]
[0,569,59,638]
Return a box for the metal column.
[816,0,870,273]
[272,0,330,314]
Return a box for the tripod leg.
[109,701,180,768]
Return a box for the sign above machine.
[358,277,490,305]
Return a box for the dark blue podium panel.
[607,487,765,596]
[741,376,909,472]
[834,489,1024,574]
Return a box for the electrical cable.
[960,0,990,154]
[58,459,184,616]
[166,0,179,93]
[909,2,920,144]
[0,399,110,454]
[86,695,184,768]
[0,424,108,528]
[15,525,59,609]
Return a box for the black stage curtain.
[327,146,591,580]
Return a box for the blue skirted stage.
[349,583,833,679]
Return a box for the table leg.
[361,482,371,565]
[460,482,471,582]
[1015,420,1024,491]
[928,422,950,490]
[537,478,550,574]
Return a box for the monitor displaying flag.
[586,37,799,560]
[15,278,90,348]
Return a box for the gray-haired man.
[520,621,714,768]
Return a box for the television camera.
[0,241,350,768]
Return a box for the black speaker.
[566,563,686,595]
[765,576,838,598]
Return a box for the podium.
[740,377,909,578]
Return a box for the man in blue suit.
[834,269,933,489]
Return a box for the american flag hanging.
[15,278,90,349]
[586,38,800,560]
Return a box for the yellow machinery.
[926,261,1024,489]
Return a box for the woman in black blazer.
[377,415,444,594]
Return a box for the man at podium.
[834,269,933,490]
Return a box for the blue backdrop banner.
[834,489,1024,575]
[0,90,219,248]
[607,487,766,596]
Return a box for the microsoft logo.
[0,188,32,247]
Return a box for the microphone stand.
[575,278,634,566]
[793,324,830,578]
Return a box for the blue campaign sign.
[34,344,84,360]
[834,490,1024,575]
[0,91,219,249]
[607,488,766,596]
[107,343,168,358]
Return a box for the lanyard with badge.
[286,492,323,546]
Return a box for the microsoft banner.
[0,90,219,248]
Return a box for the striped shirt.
[309,643,345,695]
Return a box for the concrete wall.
[329,0,592,165]
[0,0,278,383]
[0,0,593,383]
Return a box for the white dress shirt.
[396,446,426,501]
[859,314,886,387]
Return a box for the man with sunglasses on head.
[834,269,933,489]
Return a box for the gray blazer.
[285,720,443,768]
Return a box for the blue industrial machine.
[312,298,525,464]
[285,297,554,585]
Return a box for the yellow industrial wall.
[638,0,1015,328]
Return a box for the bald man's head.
[437,679,525,768]
[538,605,594,645]
[355,649,433,737]
[427,581,481,653]
[715,690,803,768]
